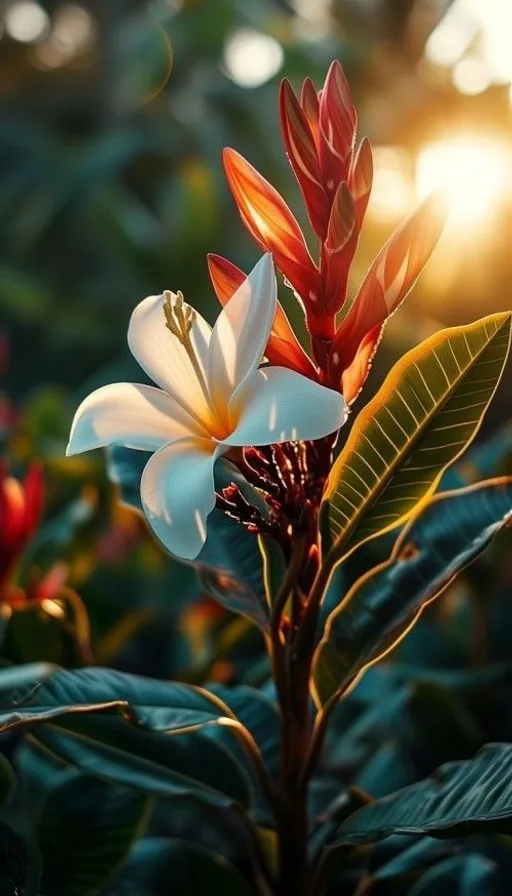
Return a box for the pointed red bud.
[300,77,320,148]
[280,79,329,239]
[322,181,358,315]
[223,148,321,304]
[318,61,357,192]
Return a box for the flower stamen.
[163,290,226,437]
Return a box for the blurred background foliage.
[0,0,511,681]
[1,3,512,892]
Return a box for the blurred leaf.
[336,743,512,844]
[39,772,148,896]
[326,314,512,564]
[407,854,497,896]
[103,836,253,895]
[442,423,512,489]
[314,478,512,705]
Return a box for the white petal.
[226,367,347,446]
[140,436,220,560]
[66,383,204,456]
[128,293,213,424]
[207,254,276,410]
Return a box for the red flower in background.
[219,61,447,404]
[0,460,67,610]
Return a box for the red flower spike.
[322,181,358,315]
[207,253,317,378]
[318,61,357,195]
[222,148,321,304]
[348,136,373,228]
[300,77,320,148]
[329,191,447,389]
[280,79,329,239]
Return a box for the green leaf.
[313,478,512,705]
[0,666,231,733]
[103,837,253,895]
[39,772,148,896]
[407,855,497,896]
[196,511,268,630]
[336,743,512,844]
[211,685,280,780]
[0,667,252,808]
[108,447,268,629]
[326,313,512,563]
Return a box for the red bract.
[0,459,48,607]
[222,60,447,403]
[207,253,317,378]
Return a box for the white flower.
[66,254,347,560]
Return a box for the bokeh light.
[416,137,511,229]
[223,28,284,88]
[368,147,415,220]
[425,0,512,92]
[452,58,491,95]
[4,0,50,43]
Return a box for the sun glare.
[415,137,511,229]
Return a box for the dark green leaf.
[103,837,253,895]
[39,772,147,896]
[0,666,232,733]
[34,718,251,808]
[1,667,252,807]
[407,854,497,896]
[337,743,512,844]
[196,511,268,630]
[313,478,512,705]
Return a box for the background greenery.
[1,3,512,892]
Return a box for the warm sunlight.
[415,137,511,228]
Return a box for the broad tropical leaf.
[326,313,511,562]
[314,478,512,704]
[34,720,251,808]
[39,771,147,896]
[336,743,512,844]
[0,667,252,808]
[0,667,232,734]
